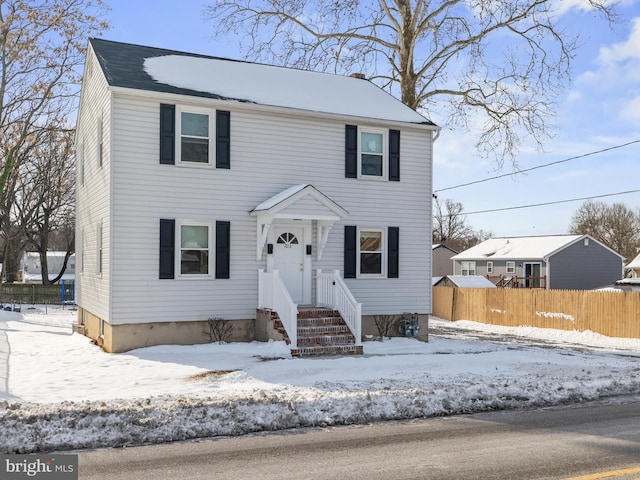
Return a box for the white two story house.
[75,38,439,354]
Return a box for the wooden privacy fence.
[0,282,75,305]
[432,286,640,339]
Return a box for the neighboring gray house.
[451,235,624,290]
[432,244,458,277]
[433,275,496,289]
[75,39,440,354]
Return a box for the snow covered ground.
[1,305,639,453]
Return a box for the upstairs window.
[160,105,231,167]
[345,125,399,181]
[178,110,212,164]
[360,130,385,177]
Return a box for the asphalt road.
[77,400,640,480]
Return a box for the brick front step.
[265,306,363,357]
[297,308,341,318]
[291,344,363,357]
[297,334,356,346]
[297,316,346,327]
[297,324,351,335]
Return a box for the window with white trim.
[179,222,211,275]
[358,228,385,276]
[506,261,516,274]
[487,261,493,274]
[177,108,213,164]
[461,261,476,276]
[359,128,386,178]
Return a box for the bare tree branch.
[204,0,616,168]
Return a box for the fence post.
[450,287,457,321]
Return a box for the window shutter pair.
[159,219,230,279]
[344,225,399,278]
[345,126,400,181]
[159,104,230,168]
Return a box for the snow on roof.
[90,39,436,126]
[252,184,309,212]
[625,252,640,270]
[437,275,496,288]
[451,235,585,260]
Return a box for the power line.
[434,139,640,194]
[452,189,640,217]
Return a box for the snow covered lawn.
[1,305,639,453]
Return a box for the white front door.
[273,226,305,303]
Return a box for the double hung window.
[360,129,385,178]
[178,109,212,164]
[179,223,210,275]
[461,261,476,276]
[359,229,385,276]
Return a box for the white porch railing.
[316,269,362,346]
[258,269,298,348]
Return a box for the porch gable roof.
[250,185,349,260]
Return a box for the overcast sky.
[102,0,640,240]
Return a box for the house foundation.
[76,307,254,353]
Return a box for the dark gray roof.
[90,38,240,101]
[88,38,437,126]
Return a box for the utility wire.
[452,189,640,217]
[434,139,640,194]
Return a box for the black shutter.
[389,129,400,181]
[216,221,230,279]
[159,104,175,165]
[344,225,357,278]
[388,226,399,278]
[159,219,175,279]
[216,110,231,169]
[345,125,358,178]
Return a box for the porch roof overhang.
[250,184,349,260]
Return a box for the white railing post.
[316,269,362,346]
[258,269,298,348]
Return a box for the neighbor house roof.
[434,275,496,288]
[89,38,437,126]
[625,252,640,270]
[451,235,623,261]
[432,244,458,254]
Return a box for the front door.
[273,227,305,303]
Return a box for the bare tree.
[569,201,640,262]
[205,0,616,167]
[14,128,76,285]
[433,197,489,252]
[0,0,107,283]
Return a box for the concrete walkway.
[0,320,9,397]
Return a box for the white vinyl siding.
[102,91,433,325]
[75,46,112,324]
